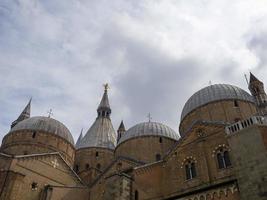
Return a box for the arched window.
[159,137,162,143]
[185,160,197,180]
[32,131,36,138]
[217,148,231,169]
[156,154,161,161]
[95,151,99,157]
[134,190,139,200]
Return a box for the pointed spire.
[76,128,83,147]
[118,120,125,131]
[117,120,126,143]
[249,72,261,83]
[97,83,111,118]
[11,98,32,128]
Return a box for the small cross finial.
[103,83,109,91]
[47,109,53,118]
[147,113,152,122]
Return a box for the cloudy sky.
[0,0,267,143]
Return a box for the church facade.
[0,73,267,200]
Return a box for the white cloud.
[0,0,267,143]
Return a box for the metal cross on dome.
[147,113,152,122]
[51,158,59,168]
[47,109,53,118]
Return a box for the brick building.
[0,73,266,200]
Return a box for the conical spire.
[117,120,126,143]
[118,120,125,131]
[97,83,111,118]
[76,84,117,150]
[249,72,261,83]
[11,98,31,128]
[76,128,83,147]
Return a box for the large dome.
[117,122,180,145]
[181,84,255,122]
[10,116,74,145]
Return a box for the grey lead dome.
[76,118,116,150]
[181,84,255,122]
[10,116,74,145]
[117,122,180,145]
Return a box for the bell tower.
[248,72,267,116]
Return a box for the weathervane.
[47,109,53,118]
[147,113,152,122]
[103,83,110,91]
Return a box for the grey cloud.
[1,0,267,143]
[247,32,267,69]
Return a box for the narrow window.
[217,149,231,169]
[185,164,191,180]
[31,182,38,191]
[32,131,36,138]
[224,151,231,167]
[159,137,162,143]
[191,162,197,178]
[85,164,90,170]
[234,100,239,107]
[96,152,99,157]
[135,190,139,200]
[74,165,79,173]
[217,152,224,169]
[185,160,197,180]
[156,154,161,161]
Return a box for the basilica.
[0,73,266,200]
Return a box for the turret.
[117,120,126,143]
[74,84,116,184]
[248,72,267,116]
[11,98,31,128]
[76,129,83,147]
[97,83,111,119]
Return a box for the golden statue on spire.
[103,83,110,91]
